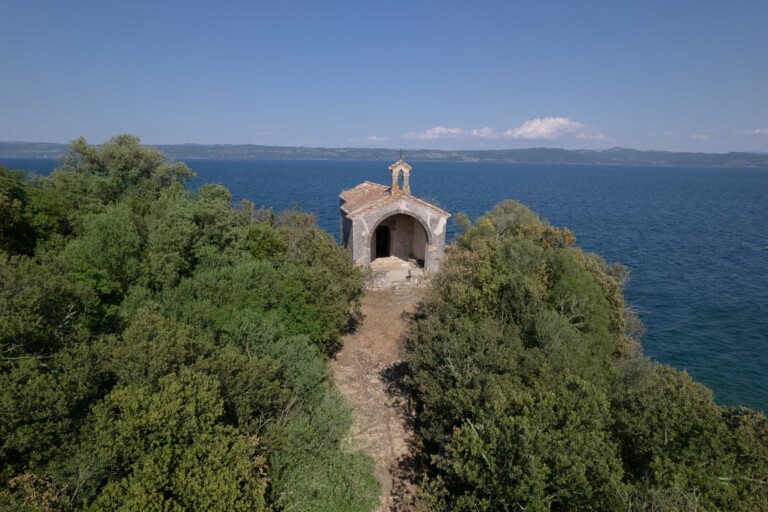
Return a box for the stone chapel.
[339,159,450,274]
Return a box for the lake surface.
[4,157,767,412]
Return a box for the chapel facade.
[339,159,450,273]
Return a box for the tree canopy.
[0,135,378,511]
[404,201,768,511]
[3,135,766,511]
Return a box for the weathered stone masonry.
[339,160,450,273]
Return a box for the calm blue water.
[4,157,767,412]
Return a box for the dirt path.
[329,287,423,511]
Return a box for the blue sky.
[1,0,766,152]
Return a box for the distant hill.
[2,141,768,168]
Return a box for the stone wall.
[346,195,447,272]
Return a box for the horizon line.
[1,140,767,156]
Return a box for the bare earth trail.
[329,287,423,511]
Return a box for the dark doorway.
[375,225,390,258]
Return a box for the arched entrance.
[370,213,428,268]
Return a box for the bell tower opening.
[389,159,411,196]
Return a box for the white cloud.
[366,135,391,142]
[401,118,604,142]
[468,127,498,139]
[504,117,586,139]
[403,126,466,140]
[691,134,709,140]
[743,128,768,136]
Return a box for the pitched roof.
[340,181,450,218]
[388,159,412,172]
[339,181,390,214]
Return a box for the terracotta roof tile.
[340,181,451,218]
[339,182,390,213]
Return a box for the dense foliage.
[0,135,378,511]
[404,201,768,511]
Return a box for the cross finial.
[399,149,403,161]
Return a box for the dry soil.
[329,287,423,511]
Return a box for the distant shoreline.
[5,156,768,171]
[2,141,768,168]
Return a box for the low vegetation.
[3,135,766,511]
[0,135,378,511]
[403,201,768,511]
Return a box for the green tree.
[58,134,193,204]
[143,184,199,290]
[0,341,105,479]
[404,200,768,510]
[88,368,267,511]
[0,135,377,511]
[438,378,624,511]
[611,358,768,510]
[0,253,95,357]
[63,203,143,301]
[0,166,35,254]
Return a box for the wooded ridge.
[2,141,768,167]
